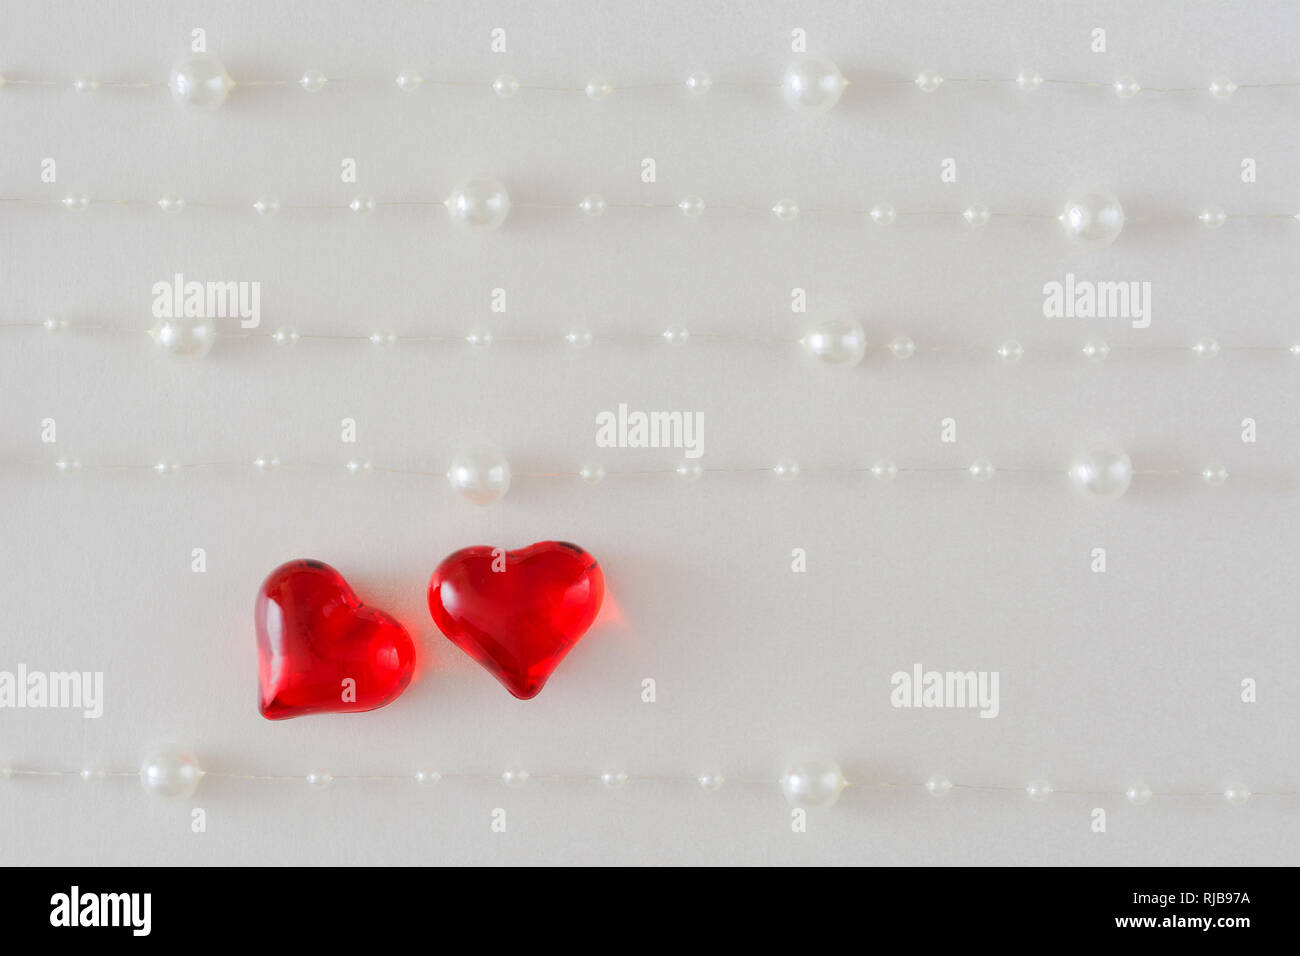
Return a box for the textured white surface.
[1,0,1298,865]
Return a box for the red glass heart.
[255,559,416,720]
[427,541,604,699]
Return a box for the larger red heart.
[427,541,604,699]
[255,559,416,720]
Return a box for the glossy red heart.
[255,559,416,720]
[427,541,604,699]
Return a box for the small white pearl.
[781,57,846,110]
[492,74,519,97]
[915,69,944,93]
[446,179,511,230]
[870,203,897,226]
[925,775,953,797]
[1125,783,1152,806]
[253,456,280,472]
[345,458,372,476]
[157,194,186,213]
[565,328,593,348]
[369,331,398,347]
[80,767,106,783]
[299,69,327,92]
[139,747,203,798]
[414,769,441,785]
[996,340,1024,363]
[61,195,89,212]
[801,318,867,367]
[1068,442,1133,498]
[685,71,712,94]
[1026,779,1053,801]
[1060,189,1125,246]
[772,459,800,480]
[42,315,69,332]
[1016,69,1044,92]
[963,203,991,227]
[771,198,799,222]
[306,769,333,789]
[870,460,898,481]
[578,194,606,216]
[349,196,375,214]
[502,768,529,788]
[600,770,628,789]
[697,772,725,792]
[1201,463,1228,487]
[1209,76,1238,100]
[675,460,703,481]
[1224,784,1251,806]
[579,462,606,484]
[395,70,424,92]
[54,457,80,474]
[271,327,299,346]
[585,77,613,100]
[1081,339,1110,362]
[153,460,180,476]
[1290,343,1300,357]
[678,196,705,217]
[662,326,690,345]
[71,76,99,93]
[1192,337,1220,359]
[169,54,232,109]
[968,459,995,481]
[888,336,916,359]
[151,316,216,359]
[464,329,492,348]
[1198,207,1227,229]
[252,198,280,216]
[781,759,846,808]
[447,448,511,505]
[1112,77,1141,99]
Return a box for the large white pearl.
[1068,442,1133,499]
[447,448,511,505]
[801,318,867,367]
[151,316,216,359]
[139,747,203,798]
[446,179,511,230]
[169,54,232,110]
[781,759,845,807]
[781,57,846,110]
[1060,190,1125,246]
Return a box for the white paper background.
[1,0,1298,865]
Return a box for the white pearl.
[968,459,995,481]
[963,203,991,227]
[771,198,799,222]
[169,54,232,109]
[781,759,846,808]
[1081,339,1110,362]
[870,202,897,225]
[1026,779,1053,800]
[349,196,375,214]
[151,316,215,359]
[578,194,606,216]
[414,769,441,785]
[345,458,372,476]
[685,71,712,94]
[1016,69,1044,92]
[678,196,705,217]
[42,315,69,332]
[80,767,106,783]
[1201,463,1228,487]
[446,179,511,230]
[781,57,846,110]
[1112,77,1141,99]
[61,195,89,212]
[395,70,424,92]
[925,775,953,797]
[1060,190,1125,245]
[600,770,628,789]
[1068,442,1133,498]
[662,326,690,345]
[1125,783,1152,805]
[252,198,280,216]
[271,327,299,346]
[153,460,180,476]
[139,748,203,798]
[675,460,703,481]
[585,77,613,100]
[299,69,327,92]
[369,331,398,347]
[464,329,492,348]
[997,340,1024,363]
[1224,784,1251,806]
[579,462,606,484]
[772,459,800,480]
[697,772,725,792]
[1198,207,1227,229]
[157,194,185,213]
[54,457,80,474]
[801,318,867,367]
[870,461,897,481]
[915,69,944,93]
[447,448,511,505]
[502,768,529,788]
[1291,343,1300,357]
[253,456,279,472]
[565,328,593,348]
[492,74,519,97]
[1192,337,1220,359]
[1209,76,1238,100]
[888,336,915,359]
[306,769,333,789]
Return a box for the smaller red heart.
[255,559,416,720]
[428,541,604,699]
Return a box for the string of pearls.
[1,750,1278,809]
[1,54,1292,109]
